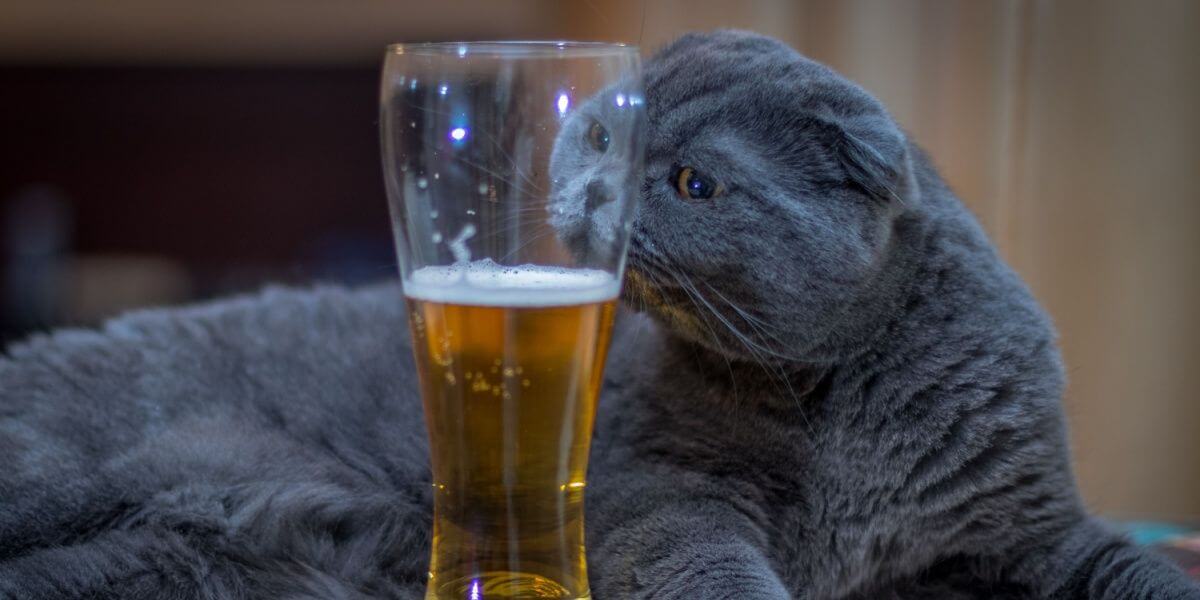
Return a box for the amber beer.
[406,261,618,600]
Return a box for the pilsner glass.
[380,42,645,599]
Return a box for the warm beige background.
[3,0,1196,519]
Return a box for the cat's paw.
[624,543,791,600]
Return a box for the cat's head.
[553,31,916,364]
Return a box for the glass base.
[425,571,590,600]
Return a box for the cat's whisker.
[697,279,791,352]
[698,286,806,379]
[670,270,813,426]
[643,268,741,404]
[398,99,455,120]
[450,156,543,196]
[679,273,799,363]
[678,279,774,368]
[631,244,801,410]
[477,130,547,195]
[490,211,558,227]
[628,242,678,286]
[497,229,558,262]
[697,280,776,331]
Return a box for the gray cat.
[1,30,1197,600]
[567,30,1199,599]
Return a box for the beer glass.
[380,42,645,599]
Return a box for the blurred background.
[1,1,1196,521]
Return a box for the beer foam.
[405,259,619,307]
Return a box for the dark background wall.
[1,66,393,340]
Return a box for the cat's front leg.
[590,507,790,599]
[587,472,791,600]
[1029,518,1200,599]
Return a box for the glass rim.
[386,40,638,58]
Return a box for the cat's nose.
[585,179,613,213]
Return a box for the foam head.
[404,259,619,307]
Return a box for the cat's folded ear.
[829,114,909,204]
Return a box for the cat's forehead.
[641,31,893,178]
[644,31,882,133]
[643,70,827,157]
[647,33,830,98]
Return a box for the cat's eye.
[586,120,610,153]
[674,167,722,200]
